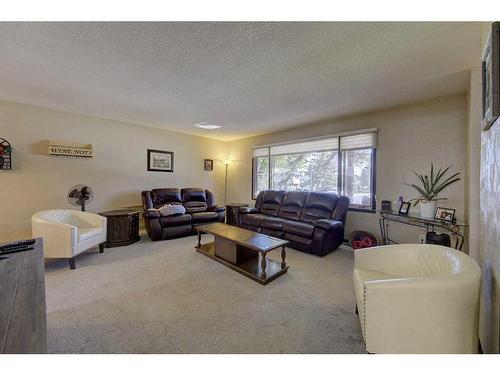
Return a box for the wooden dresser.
[0,238,47,353]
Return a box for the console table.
[0,238,47,353]
[379,211,467,250]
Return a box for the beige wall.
[0,101,227,242]
[227,95,468,244]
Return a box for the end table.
[225,202,249,226]
[99,210,140,248]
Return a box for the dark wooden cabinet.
[225,203,249,226]
[99,210,140,248]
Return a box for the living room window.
[252,130,377,210]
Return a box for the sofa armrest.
[362,276,480,353]
[312,219,344,256]
[31,217,77,258]
[313,219,343,231]
[239,207,258,215]
[207,205,225,212]
[143,208,160,218]
[74,211,106,229]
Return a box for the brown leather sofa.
[141,188,225,241]
[238,190,349,256]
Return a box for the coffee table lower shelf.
[196,242,288,285]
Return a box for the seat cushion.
[160,214,192,227]
[283,220,314,238]
[191,211,219,223]
[78,227,104,242]
[260,216,285,230]
[241,213,267,227]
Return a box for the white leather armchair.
[32,209,107,269]
[353,244,481,354]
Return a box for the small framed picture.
[398,202,411,215]
[204,159,213,171]
[147,149,174,172]
[435,207,455,222]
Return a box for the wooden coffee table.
[195,223,289,285]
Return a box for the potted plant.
[406,164,460,218]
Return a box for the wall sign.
[48,141,94,158]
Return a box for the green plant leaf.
[434,178,461,195]
[408,183,427,197]
[430,163,434,186]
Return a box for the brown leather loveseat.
[141,188,225,241]
[238,190,349,256]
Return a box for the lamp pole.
[223,160,231,205]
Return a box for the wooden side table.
[225,202,249,226]
[99,210,140,248]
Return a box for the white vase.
[420,200,437,219]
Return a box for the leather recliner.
[141,188,225,241]
[238,190,349,256]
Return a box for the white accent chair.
[32,209,107,269]
[353,244,481,354]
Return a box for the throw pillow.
[158,204,186,216]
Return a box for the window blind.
[340,132,377,150]
[269,137,339,156]
[252,147,269,157]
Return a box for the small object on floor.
[350,231,378,250]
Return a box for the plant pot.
[420,200,437,219]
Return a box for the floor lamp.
[223,159,231,205]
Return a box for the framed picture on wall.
[482,22,500,131]
[147,149,174,172]
[204,159,213,171]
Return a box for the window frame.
[251,134,377,212]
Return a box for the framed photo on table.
[435,207,455,222]
[147,149,174,172]
[398,202,410,215]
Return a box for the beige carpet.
[44,235,365,353]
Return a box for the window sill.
[348,207,375,213]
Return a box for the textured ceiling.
[0,22,483,140]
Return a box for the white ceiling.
[0,22,483,140]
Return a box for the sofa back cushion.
[300,192,338,223]
[184,201,208,213]
[278,191,308,221]
[181,188,207,203]
[150,188,182,208]
[258,190,285,216]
